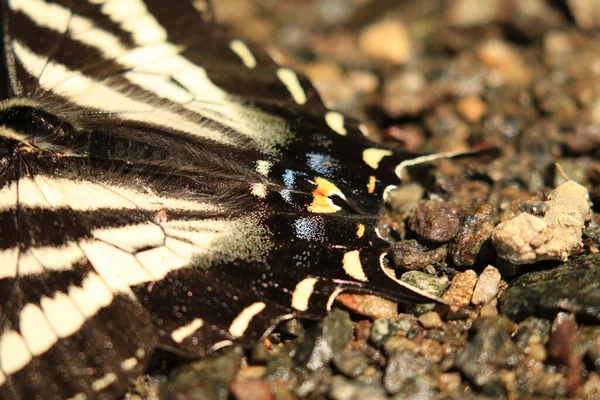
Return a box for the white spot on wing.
[211,340,233,351]
[250,183,268,199]
[229,302,266,338]
[171,318,204,343]
[136,245,188,279]
[325,111,347,135]
[85,241,152,286]
[256,160,273,176]
[92,223,165,253]
[0,330,32,375]
[79,242,133,294]
[0,248,18,279]
[291,278,318,311]
[0,182,17,212]
[17,252,45,276]
[342,250,368,282]
[276,68,307,105]
[91,372,118,392]
[20,304,58,356]
[121,357,138,371]
[362,148,393,169]
[229,39,257,68]
[28,242,86,272]
[40,292,86,338]
[326,288,345,311]
[68,272,114,318]
[98,0,167,44]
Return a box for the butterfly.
[0,0,452,398]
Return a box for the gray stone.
[454,316,519,396]
[499,253,600,323]
[162,346,243,400]
[295,309,353,371]
[400,271,448,314]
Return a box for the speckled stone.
[295,309,353,371]
[400,271,449,314]
[499,253,600,323]
[162,346,244,400]
[454,316,519,396]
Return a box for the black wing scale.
[0,0,439,398]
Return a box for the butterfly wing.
[0,0,437,398]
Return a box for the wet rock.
[358,19,412,65]
[391,240,447,270]
[163,347,244,400]
[295,309,353,371]
[336,294,397,319]
[400,271,449,315]
[471,265,502,305]
[333,350,369,378]
[499,253,600,323]
[449,203,496,267]
[329,376,387,400]
[384,351,431,395]
[441,270,477,307]
[455,317,519,396]
[409,200,461,243]
[493,181,592,264]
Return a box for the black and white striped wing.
[0,0,437,398]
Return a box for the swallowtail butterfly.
[0,0,460,398]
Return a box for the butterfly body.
[0,0,439,398]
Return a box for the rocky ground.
[127,1,600,399]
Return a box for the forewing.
[0,0,437,398]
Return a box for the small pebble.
[358,19,412,65]
[401,271,449,315]
[230,379,273,400]
[409,200,460,243]
[471,265,502,305]
[336,293,397,319]
[493,181,592,264]
[480,303,499,317]
[437,372,462,393]
[567,0,600,29]
[441,270,478,307]
[477,39,532,87]
[391,240,447,270]
[528,343,548,361]
[449,203,496,267]
[456,95,487,122]
[418,311,442,328]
